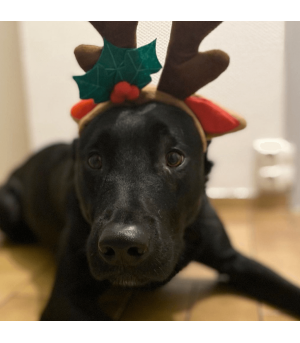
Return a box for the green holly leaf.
[73,39,162,103]
[73,64,114,103]
[135,39,162,74]
[120,40,161,89]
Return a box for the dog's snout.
[98,224,150,266]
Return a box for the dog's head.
[74,101,205,287]
[70,21,245,287]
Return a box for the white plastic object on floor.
[253,138,296,194]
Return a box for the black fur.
[0,102,299,320]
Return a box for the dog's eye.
[166,151,184,168]
[88,154,102,169]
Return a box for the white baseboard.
[206,187,256,199]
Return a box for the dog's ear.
[71,138,79,160]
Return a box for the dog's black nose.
[98,224,150,266]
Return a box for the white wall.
[0,22,29,183]
[285,22,300,209]
[201,22,285,196]
[19,22,285,195]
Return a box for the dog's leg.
[190,195,300,317]
[41,243,111,321]
[0,178,37,243]
[41,196,111,321]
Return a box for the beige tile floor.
[0,197,299,321]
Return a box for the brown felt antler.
[74,21,138,72]
[157,22,230,99]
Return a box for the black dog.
[0,102,300,320]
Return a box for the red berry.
[113,81,131,97]
[110,82,140,104]
[127,85,140,100]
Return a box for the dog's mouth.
[102,266,160,287]
[109,273,150,288]
[94,264,173,288]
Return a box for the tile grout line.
[184,281,198,321]
[116,290,135,321]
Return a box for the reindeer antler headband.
[71,22,246,151]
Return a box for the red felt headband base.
[71,88,246,146]
[184,96,243,136]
